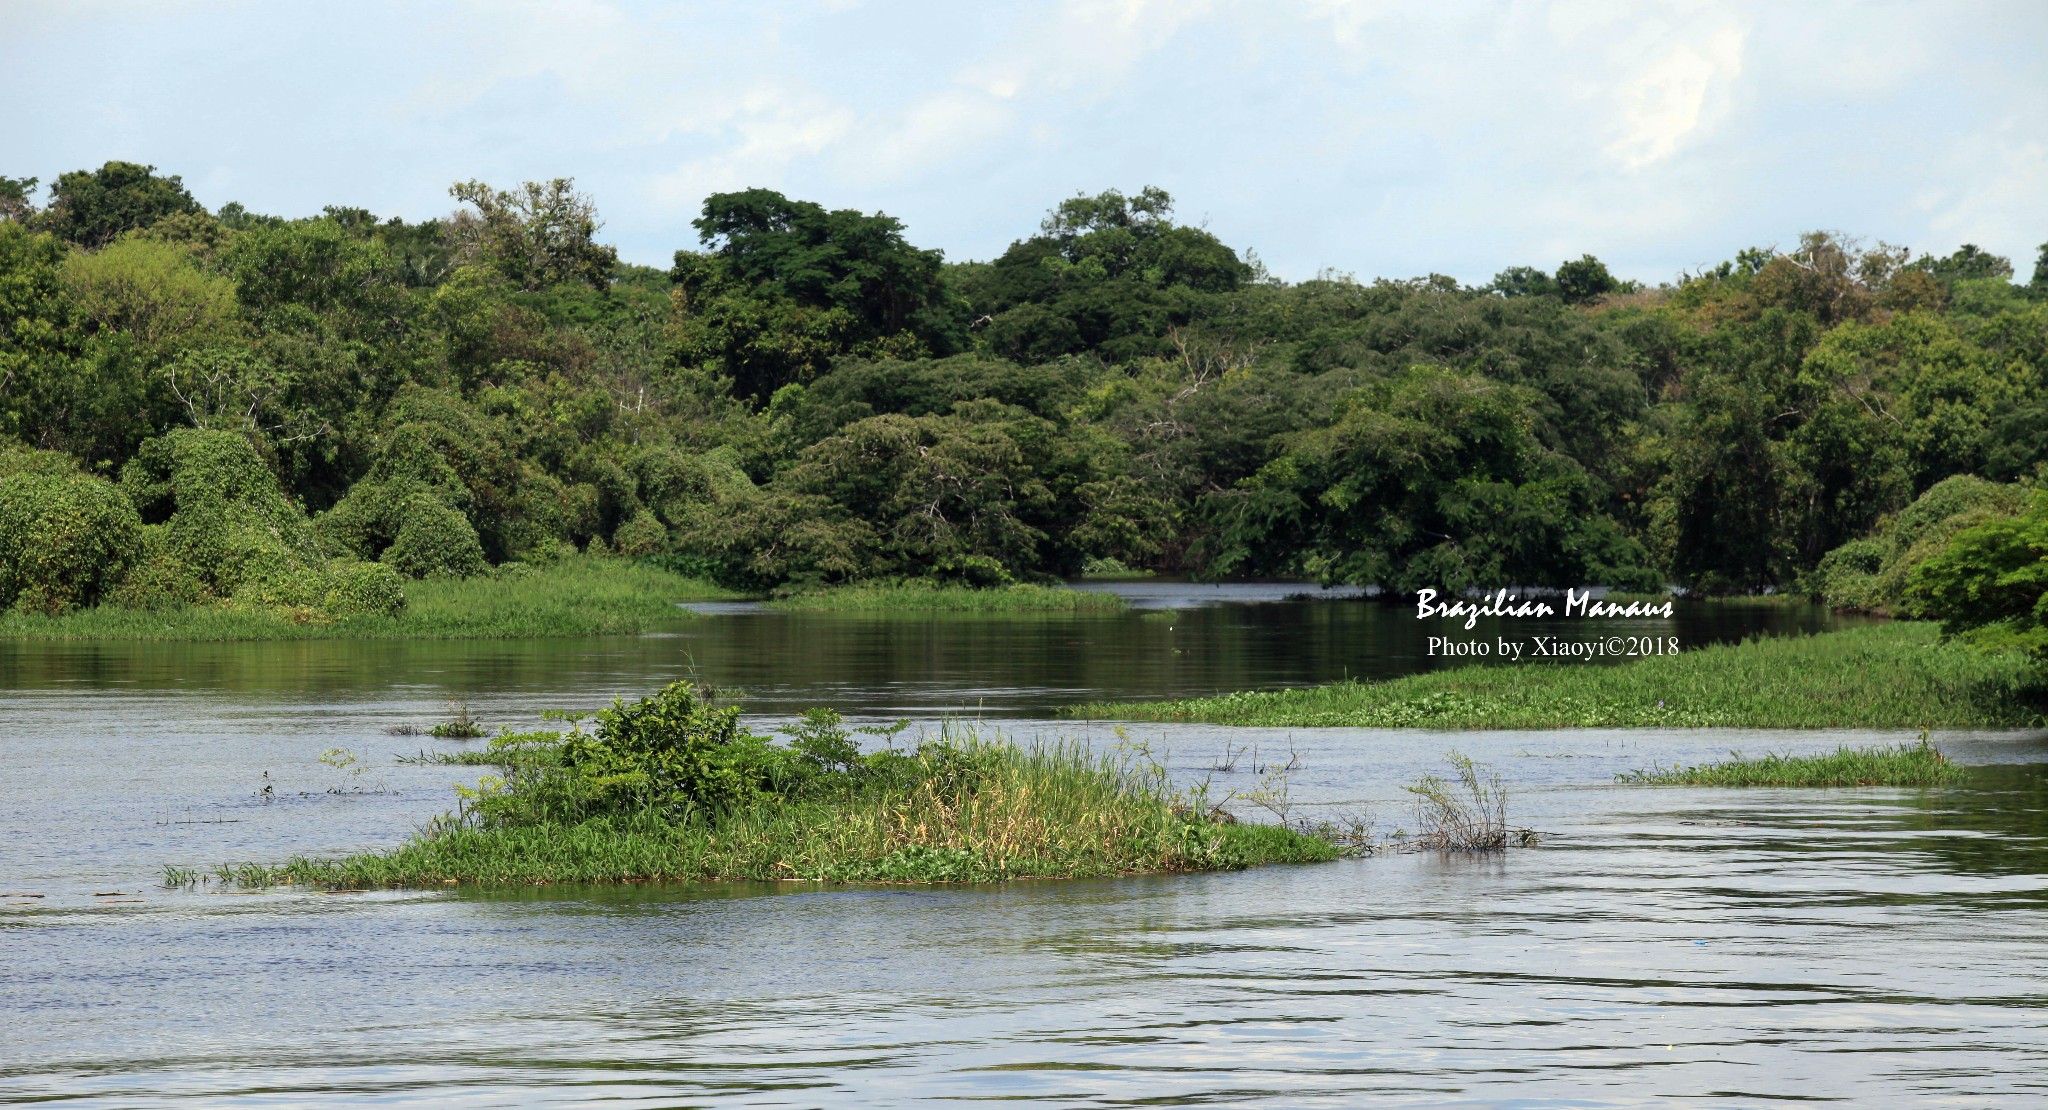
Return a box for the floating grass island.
[0,558,734,641]
[1069,623,2048,729]
[201,682,1334,888]
[1617,738,1967,787]
[767,581,1127,613]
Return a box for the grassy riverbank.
[1618,738,1967,786]
[0,559,732,641]
[206,685,1335,888]
[1071,622,2048,729]
[769,582,1127,613]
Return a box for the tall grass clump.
[770,581,1126,613]
[1405,752,1521,851]
[213,682,1334,888]
[1070,623,2048,729]
[1618,735,1967,787]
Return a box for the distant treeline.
[1,163,2045,643]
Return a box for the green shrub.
[108,526,211,610]
[120,429,326,598]
[381,498,488,579]
[1810,536,1885,610]
[1888,475,2024,560]
[1811,476,2029,616]
[0,469,144,613]
[612,508,667,556]
[0,442,83,480]
[324,560,406,617]
[1910,490,2048,660]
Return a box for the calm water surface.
[3,589,2044,1107]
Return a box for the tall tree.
[40,162,203,248]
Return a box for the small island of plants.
[204,681,1337,888]
[1617,736,1966,787]
[1071,622,2048,729]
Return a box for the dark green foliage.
[6,162,2048,611]
[1554,254,1620,304]
[671,188,962,401]
[39,161,202,248]
[0,465,143,612]
[1207,365,1657,592]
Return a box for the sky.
[5,0,2046,286]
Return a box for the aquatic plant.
[428,702,487,739]
[1069,622,2048,729]
[1617,735,1966,787]
[1405,752,1514,851]
[213,683,1338,887]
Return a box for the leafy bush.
[0,468,143,612]
[108,526,211,610]
[120,428,326,598]
[1811,476,2028,615]
[325,560,406,617]
[380,498,488,579]
[611,508,667,556]
[1810,536,1885,610]
[1909,490,2048,660]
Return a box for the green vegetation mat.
[204,683,1334,888]
[1069,622,2047,729]
[1617,739,1967,787]
[0,559,732,641]
[768,582,1126,613]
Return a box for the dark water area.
[3,589,2043,1106]
[0,584,1865,719]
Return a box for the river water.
[3,588,2044,1106]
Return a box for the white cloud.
[1605,22,1745,170]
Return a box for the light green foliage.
[120,428,328,602]
[379,498,488,579]
[1074,622,2046,729]
[769,582,1127,612]
[1619,737,1966,787]
[1810,475,2026,615]
[448,178,616,291]
[1909,490,2048,659]
[324,560,406,617]
[0,556,727,640]
[58,237,239,351]
[611,508,666,555]
[206,685,1337,887]
[0,465,143,612]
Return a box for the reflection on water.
[1,593,2042,1106]
[0,588,1866,719]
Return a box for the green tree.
[40,162,203,248]
[1554,255,1619,304]
[448,178,618,291]
[670,188,962,402]
[0,176,38,223]
[1909,491,2048,659]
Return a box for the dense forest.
[1,162,2044,650]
